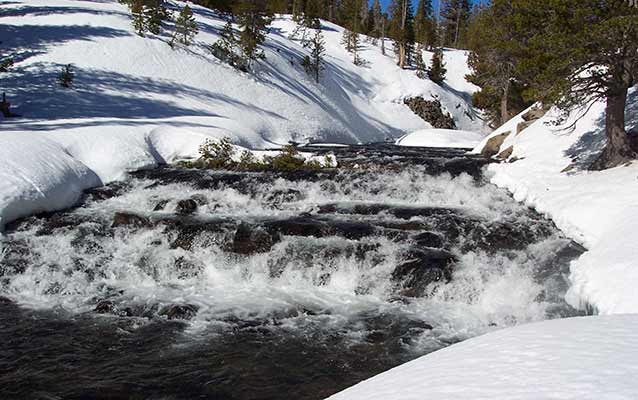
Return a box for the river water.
[0,144,584,399]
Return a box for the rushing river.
[0,144,584,399]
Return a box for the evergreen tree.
[439,0,471,48]
[465,0,530,127]
[302,29,326,82]
[388,0,414,69]
[415,44,426,79]
[512,0,638,169]
[58,64,74,88]
[428,47,446,84]
[370,0,383,44]
[170,5,198,47]
[234,0,272,68]
[210,20,244,69]
[414,0,436,49]
[131,0,146,36]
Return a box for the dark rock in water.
[94,299,116,314]
[264,217,329,238]
[412,231,445,249]
[176,199,198,215]
[153,199,170,211]
[159,304,199,320]
[84,182,128,202]
[0,296,13,304]
[328,220,377,240]
[404,96,456,129]
[161,219,230,250]
[0,240,30,276]
[191,194,209,205]
[174,257,204,278]
[392,248,456,296]
[264,189,304,207]
[232,223,281,254]
[112,212,152,228]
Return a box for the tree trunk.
[590,86,637,170]
[398,44,406,68]
[500,82,510,126]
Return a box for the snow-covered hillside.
[0,0,483,228]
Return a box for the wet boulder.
[392,248,456,296]
[412,231,445,249]
[94,299,116,314]
[264,189,304,207]
[159,304,199,320]
[112,212,152,228]
[232,223,281,254]
[84,182,128,202]
[153,199,170,211]
[175,199,198,215]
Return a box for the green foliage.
[210,21,248,70]
[0,56,13,73]
[192,138,334,172]
[465,0,531,126]
[233,0,272,68]
[58,64,74,88]
[388,0,415,68]
[270,145,307,171]
[198,137,236,169]
[414,0,436,49]
[170,5,198,47]
[302,29,326,82]
[415,45,426,79]
[427,48,446,84]
[439,0,471,48]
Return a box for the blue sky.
[377,0,484,14]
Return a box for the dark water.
[0,144,585,400]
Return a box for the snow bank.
[395,129,484,148]
[0,0,485,229]
[328,314,638,400]
[472,89,638,314]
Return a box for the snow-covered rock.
[328,314,638,400]
[395,129,484,148]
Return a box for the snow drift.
[328,314,638,400]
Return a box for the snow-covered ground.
[328,314,638,400]
[472,91,638,315]
[0,0,483,229]
[395,128,484,148]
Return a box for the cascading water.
[0,144,584,399]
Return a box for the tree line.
[466,0,637,170]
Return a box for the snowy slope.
[328,314,638,400]
[0,0,484,229]
[471,89,638,314]
[395,128,484,148]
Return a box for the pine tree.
[303,29,326,83]
[428,48,446,84]
[131,0,146,36]
[388,0,414,69]
[465,0,530,127]
[414,0,436,49]
[58,64,74,88]
[170,5,198,47]
[415,44,426,79]
[210,20,244,68]
[370,0,383,44]
[234,0,272,68]
[512,0,638,169]
[439,0,471,48]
